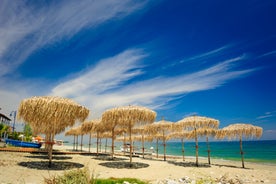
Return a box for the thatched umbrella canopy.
[176,115,219,166]
[102,105,156,164]
[81,120,99,152]
[169,131,191,161]
[132,125,153,158]
[146,119,175,161]
[216,123,263,168]
[90,119,105,155]
[65,127,81,151]
[17,96,89,167]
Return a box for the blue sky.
[0,0,276,140]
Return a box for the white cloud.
[0,0,147,77]
[256,111,276,120]
[49,49,255,119]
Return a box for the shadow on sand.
[99,161,149,169]
[18,161,84,170]
[167,160,211,168]
[211,163,251,169]
[25,154,73,160]
[92,156,128,161]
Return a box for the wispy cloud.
[179,45,232,64]
[50,48,255,118]
[257,111,276,120]
[259,50,276,58]
[0,0,147,77]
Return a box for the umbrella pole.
[99,138,102,152]
[123,132,126,155]
[129,125,133,164]
[142,133,145,159]
[88,133,92,153]
[111,129,115,159]
[76,135,79,151]
[96,132,99,156]
[195,128,199,167]
[240,136,245,168]
[80,135,83,152]
[73,135,76,151]
[156,138,159,159]
[163,130,166,161]
[105,138,107,153]
[181,138,185,161]
[48,133,54,168]
[206,136,211,164]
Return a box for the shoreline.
[1,144,276,183]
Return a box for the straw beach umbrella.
[146,119,174,161]
[169,131,190,161]
[102,105,156,164]
[132,125,153,158]
[65,127,80,150]
[216,123,263,168]
[17,96,89,167]
[177,115,219,166]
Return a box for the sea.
[65,139,276,164]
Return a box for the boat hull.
[5,139,42,148]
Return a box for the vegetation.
[0,123,33,141]
[44,167,148,184]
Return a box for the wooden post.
[73,135,76,151]
[195,128,199,167]
[76,135,79,151]
[206,136,211,164]
[240,136,245,168]
[111,128,115,159]
[163,130,166,161]
[129,124,133,164]
[156,138,159,158]
[105,138,107,153]
[96,132,99,156]
[181,138,185,161]
[88,133,92,153]
[80,134,83,152]
[142,132,145,158]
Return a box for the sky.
[0,0,276,140]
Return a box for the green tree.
[0,123,9,139]
[23,124,33,142]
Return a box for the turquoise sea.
[66,139,276,164]
[138,140,276,164]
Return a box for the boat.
[5,139,42,148]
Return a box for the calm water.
[141,140,276,164]
[66,140,276,164]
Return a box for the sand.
[0,144,275,184]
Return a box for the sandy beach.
[0,144,276,184]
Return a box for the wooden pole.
[240,136,245,168]
[73,135,76,151]
[181,138,185,161]
[48,133,54,167]
[80,134,83,152]
[76,135,79,151]
[195,128,199,167]
[111,128,115,159]
[156,138,159,158]
[163,130,166,161]
[105,138,107,153]
[206,136,211,164]
[96,132,99,156]
[88,133,92,153]
[142,132,145,158]
[129,124,133,164]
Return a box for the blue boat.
[5,139,42,148]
